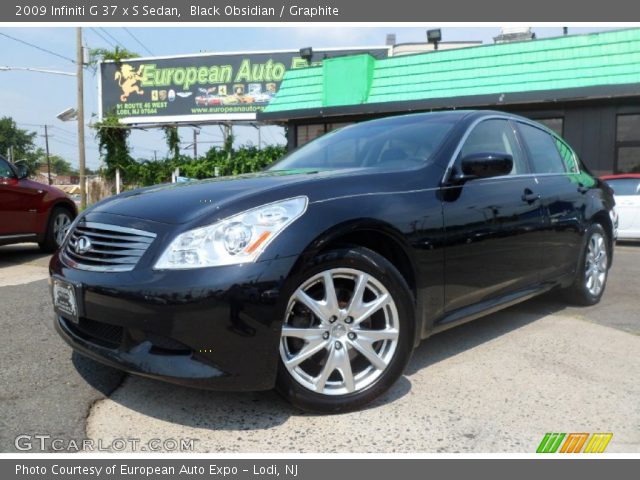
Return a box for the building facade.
[260,28,640,175]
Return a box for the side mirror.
[458,153,513,181]
[14,161,29,180]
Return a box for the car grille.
[65,317,124,348]
[63,221,156,272]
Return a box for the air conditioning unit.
[493,27,536,44]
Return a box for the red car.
[0,156,77,252]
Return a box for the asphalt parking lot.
[1,242,638,453]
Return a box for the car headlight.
[154,196,308,269]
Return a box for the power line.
[123,28,154,56]
[50,125,78,136]
[50,136,99,150]
[99,28,128,50]
[0,31,75,64]
[18,123,92,143]
[89,27,116,48]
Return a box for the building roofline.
[258,83,640,122]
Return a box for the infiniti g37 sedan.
[50,111,615,412]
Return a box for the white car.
[602,174,640,241]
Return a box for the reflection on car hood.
[88,169,358,225]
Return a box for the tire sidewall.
[575,223,610,305]
[275,247,415,413]
[41,207,73,252]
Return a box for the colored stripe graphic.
[583,433,613,453]
[537,433,566,453]
[537,432,613,453]
[560,433,589,453]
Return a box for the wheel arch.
[48,198,78,219]
[40,199,77,242]
[590,209,614,264]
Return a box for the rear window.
[518,123,566,174]
[554,138,580,173]
[605,178,640,195]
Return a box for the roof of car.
[601,173,640,180]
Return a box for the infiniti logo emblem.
[75,236,92,255]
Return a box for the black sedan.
[50,111,615,412]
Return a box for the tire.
[562,223,610,306]
[39,207,74,253]
[275,247,415,413]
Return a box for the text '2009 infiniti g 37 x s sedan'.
[51,111,615,412]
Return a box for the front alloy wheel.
[276,247,413,413]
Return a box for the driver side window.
[459,119,528,175]
[0,158,15,179]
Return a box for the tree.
[0,117,38,162]
[89,46,139,64]
[48,155,75,175]
[162,126,180,160]
[94,114,134,182]
[89,47,140,185]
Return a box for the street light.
[0,66,75,76]
[299,47,313,65]
[427,29,442,50]
[56,107,78,122]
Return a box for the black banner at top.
[4,0,640,22]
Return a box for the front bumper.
[50,246,298,391]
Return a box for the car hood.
[88,169,361,225]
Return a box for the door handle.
[577,183,589,194]
[522,189,541,203]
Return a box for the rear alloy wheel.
[584,231,608,297]
[563,223,610,306]
[276,248,413,413]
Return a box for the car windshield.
[606,178,640,195]
[268,115,458,171]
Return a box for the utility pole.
[43,125,52,185]
[76,27,87,209]
[251,123,262,149]
[193,129,199,159]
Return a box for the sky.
[0,26,617,170]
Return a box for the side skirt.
[427,283,556,337]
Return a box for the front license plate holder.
[52,277,83,324]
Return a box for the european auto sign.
[99,47,389,124]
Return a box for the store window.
[296,123,354,147]
[616,114,640,173]
[535,118,564,136]
[327,122,352,132]
[296,124,326,146]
